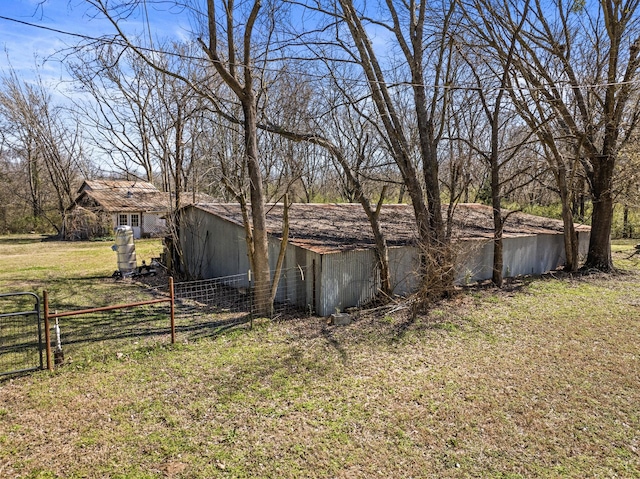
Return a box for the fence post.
[42,290,53,371]
[169,276,175,344]
[248,270,253,330]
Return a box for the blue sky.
[0,1,190,83]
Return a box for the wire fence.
[0,293,43,377]
[172,266,310,320]
[29,266,310,371]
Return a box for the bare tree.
[457,0,540,285]
[0,68,87,234]
[75,0,292,314]
[70,48,159,181]
[286,0,459,301]
[614,144,640,238]
[476,0,640,271]
[326,0,454,249]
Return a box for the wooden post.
[169,276,175,344]
[42,290,53,371]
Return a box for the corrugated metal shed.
[179,202,591,316]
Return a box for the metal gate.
[0,292,44,377]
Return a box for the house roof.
[189,202,590,254]
[72,180,215,213]
[80,179,159,193]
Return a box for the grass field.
[1,236,640,478]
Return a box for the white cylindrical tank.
[114,225,137,273]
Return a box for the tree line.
[1,0,640,309]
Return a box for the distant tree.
[614,145,640,238]
[78,0,290,314]
[0,68,88,234]
[70,44,214,209]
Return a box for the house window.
[130,214,140,227]
[118,214,128,226]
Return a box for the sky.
[0,1,190,86]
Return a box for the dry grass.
[0,238,639,478]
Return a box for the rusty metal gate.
[0,292,44,377]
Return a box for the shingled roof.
[189,202,590,254]
[73,180,213,213]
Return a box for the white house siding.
[142,213,166,237]
[111,211,166,238]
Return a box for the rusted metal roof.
[190,202,590,254]
[80,179,158,193]
[72,180,213,213]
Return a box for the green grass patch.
[1,236,639,477]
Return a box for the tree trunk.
[361,194,392,297]
[557,166,579,271]
[242,96,272,316]
[584,156,614,271]
[174,102,183,212]
[491,163,503,287]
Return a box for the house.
[65,180,212,240]
[178,202,591,316]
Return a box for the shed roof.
[73,180,214,213]
[189,202,590,254]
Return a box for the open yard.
[1,236,640,478]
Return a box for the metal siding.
[318,250,379,316]
[272,243,317,313]
[578,231,590,257]
[502,234,564,278]
[268,239,306,306]
[388,246,420,296]
[180,205,590,315]
[454,239,493,283]
[533,234,565,275]
[503,236,541,277]
[181,207,249,285]
[455,234,571,283]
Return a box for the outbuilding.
[65,180,212,240]
[179,202,590,316]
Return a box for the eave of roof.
[71,180,216,213]
[188,202,590,254]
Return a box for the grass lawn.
[1,236,639,478]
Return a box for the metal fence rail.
[5,268,311,374]
[43,283,175,371]
[0,292,43,377]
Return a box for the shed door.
[130,214,141,239]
